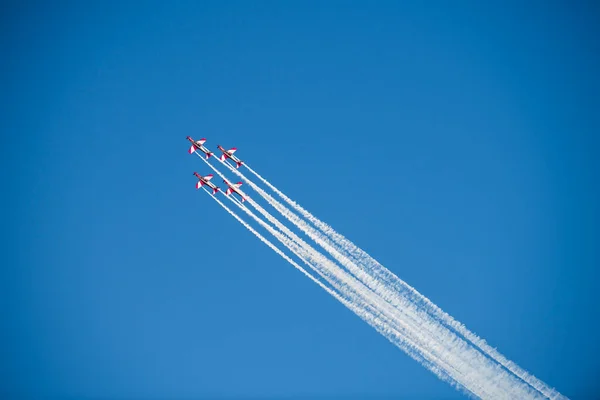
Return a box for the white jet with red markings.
[187,136,214,159]
[217,145,244,168]
[193,172,220,195]
[223,178,248,202]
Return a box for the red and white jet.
[187,136,214,159]
[223,178,248,202]
[193,172,220,195]
[217,145,244,168]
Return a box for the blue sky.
[3,1,599,398]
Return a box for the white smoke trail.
[209,157,552,399]
[195,151,551,398]
[225,196,493,394]
[203,188,468,394]
[241,163,564,400]
[208,167,530,397]
[198,155,480,393]
[234,197,511,397]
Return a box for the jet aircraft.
[223,178,248,202]
[187,136,214,159]
[193,172,220,195]
[217,145,244,168]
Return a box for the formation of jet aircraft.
[187,136,248,202]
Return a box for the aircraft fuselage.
[195,144,211,156]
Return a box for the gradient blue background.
[3,1,599,399]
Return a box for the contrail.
[224,196,497,396]
[224,195,529,398]
[204,188,469,395]
[232,198,519,398]
[212,168,531,397]
[198,155,476,387]
[208,156,557,399]
[240,162,563,400]
[199,154,486,376]
[195,151,556,398]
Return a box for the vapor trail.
[195,151,555,398]
[241,163,563,400]
[234,196,508,397]
[205,189,469,394]
[225,196,490,393]
[198,154,480,393]
[211,157,553,399]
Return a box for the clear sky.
[3,1,599,399]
